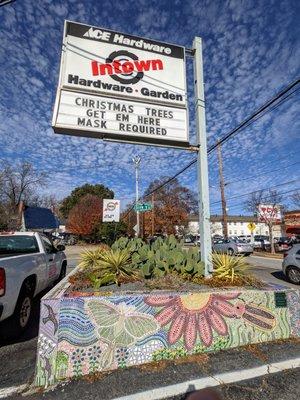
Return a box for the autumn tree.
[244,189,283,253]
[67,194,102,238]
[123,178,197,237]
[60,183,114,218]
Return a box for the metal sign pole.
[193,37,213,276]
[133,156,141,237]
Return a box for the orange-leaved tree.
[67,194,102,237]
[122,178,197,237]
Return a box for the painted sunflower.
[144,292,240,349]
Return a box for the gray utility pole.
[193,37,213,276]
[217,141,228,238]
[132,156,141,237]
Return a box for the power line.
[224,160,300,186]
[210,179,298,205]
[207,80,300,152]
[141,78,300,201]
[210,187,300,211]
[213,188,300,213]
[121,78,299,220]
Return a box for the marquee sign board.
[258,204,282,223]
[102,199,120,222]
[52,20,189,148]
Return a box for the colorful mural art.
[34,288,300,387]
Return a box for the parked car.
[238,235,251,243]
[0,232,67,334]
[282,244,300,285]
[253,235,270,250]
[275,237,292,252]
[212,238,253,256]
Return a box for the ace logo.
[83,27,111,41]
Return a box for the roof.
[189,214,259,223]
[23,207,59,230]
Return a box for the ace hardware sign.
[52,21,188,147]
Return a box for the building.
[283,210,300,236]
[188,215,276,237]
[21,206,59,232]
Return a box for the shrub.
[112,235,204,279]
[211,253,249,282]
[78,247,138,288]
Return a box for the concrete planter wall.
[34,275,300,388]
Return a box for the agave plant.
[79,247,138,287]
[212,253,249,282]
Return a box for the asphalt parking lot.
[0,247,299,399]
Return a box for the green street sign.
[134,203,152,212]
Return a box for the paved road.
[0,248,298,399]
[247,255,298,289]
[165,368,300,400]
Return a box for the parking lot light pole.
[193,37,213,277]
[132,156,141,237]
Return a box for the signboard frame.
[102,199,120,222]
[52,20,189,149]
[257,204,282,223]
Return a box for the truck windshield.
[0,235,39,257]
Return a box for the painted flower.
[71,348,86,363]
[116,347,129,363]
[144,292,240,349]
[116,347,129,368]
[87,345,102,362]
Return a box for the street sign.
[247,222,256,232]
[52,21,189,148]
[134,203,152,212]
[102,199,120,222]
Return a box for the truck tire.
[12,287,33,334]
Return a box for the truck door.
[40,235,60,282]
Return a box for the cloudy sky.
[0,0,299,214]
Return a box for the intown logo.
[91,50,164,85]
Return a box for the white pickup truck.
[0,232,67,334]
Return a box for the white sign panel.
[102,199,120,222]
[258,204,282,222]
[52,21,189,148]
[54,90,188,145]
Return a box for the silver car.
[213,238,253,256]
[282,244,300,285]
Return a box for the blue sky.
[0,0,299,215]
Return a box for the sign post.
[52,21,213,275]
[193,37,212,276]
[247,222,256,245]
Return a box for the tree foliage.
[60,183,114,218]
[123,177,197,236]
[0,162,47,230]
[244,189,283,253]
[67,194,102,236]
[291,191,300,208]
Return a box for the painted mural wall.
[35,288,300,387]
